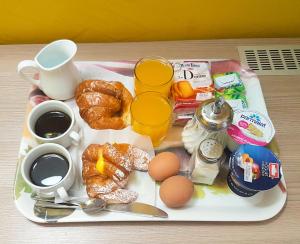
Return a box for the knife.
[35,200,168,218]
[105,202,168,218]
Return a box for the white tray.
[14,60,287,223]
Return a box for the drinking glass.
[130,92,172,147]
[134,56,174,97]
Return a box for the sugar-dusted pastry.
[86,176,119,196]
[130,146,151,171]
[82,144,131,184]
[82,143,151,203]
[75,80,132,130]
[102,143,151,171]
[102,143,133,173]
[75,80,122,98]
[100,189,138,204]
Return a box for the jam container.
[228,144,281,197]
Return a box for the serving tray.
[14,60,287,223]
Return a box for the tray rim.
[13,59,288,223]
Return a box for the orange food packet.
[171,61,214,125]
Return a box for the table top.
[1,38,300,243]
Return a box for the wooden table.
[1,39,300,243]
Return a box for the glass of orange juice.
[134,56,174,97]
[130,92,172,147]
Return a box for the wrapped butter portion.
[213,72,248,111]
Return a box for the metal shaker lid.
[197,138,226,164]
[195,97,233,131]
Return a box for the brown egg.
[159,175,194,208]
[148,152,180,181]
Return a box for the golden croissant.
[75,80,132,130]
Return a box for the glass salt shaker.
[190,138,226,185]
[182,97,233,154]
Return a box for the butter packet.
[213,72,247,111]
[213,72,243,91]
[171,61,214,125]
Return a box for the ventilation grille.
[238,46,300,75]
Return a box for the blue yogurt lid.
[229,144,281,191]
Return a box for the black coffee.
[30,153,69,187]
[35,111,71,138]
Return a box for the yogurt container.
[227,109,275,152]
[228,144,281,197]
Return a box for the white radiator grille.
[238,46,300,75]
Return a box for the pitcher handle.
[17,60,40,87]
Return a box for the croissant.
[75,80,132,130]
[82,144,130,185]
[82,143,150,203]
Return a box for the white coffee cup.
[27,100,81,148]
[17,39,82,100]
[21,143,75,200]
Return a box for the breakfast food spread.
[75,80,132,130]
[16,49,287,223]
[159,175,194,208]
[148,152,180,181]
[82,143,150,203]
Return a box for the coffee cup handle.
[17,60,40,87]
[56,187,69,201]
[69,131,80,146]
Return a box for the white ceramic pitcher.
[17,39,82,100]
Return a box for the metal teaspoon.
[35,199,168,218]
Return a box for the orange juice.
[131,92,172,147]
[134,57,174,97]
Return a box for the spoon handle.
[35,201,79,209]
[32,196,83,207]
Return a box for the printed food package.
[226,109,275,152]
[213,72,248,111]
[228,144,281,197]
[211,60,249,111]
[171,61,214,125]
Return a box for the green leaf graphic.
[15,168,32,199]
[14,146,33,200]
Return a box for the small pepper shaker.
[182,97,233,154]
